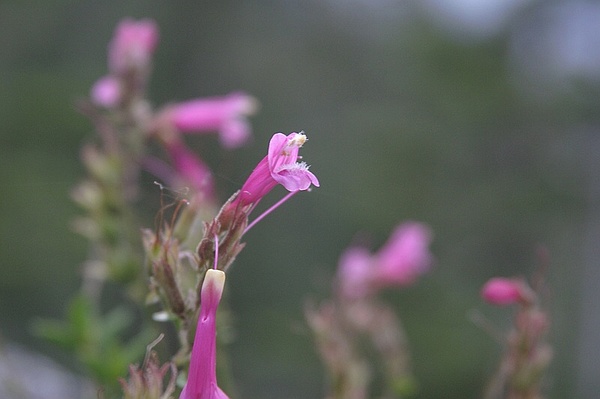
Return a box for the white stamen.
[290,132,307,147]
[274,161,310,174]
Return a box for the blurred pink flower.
[235,132,319,207]
[481,277,527,306]
[162,92,258,149]
[180,269,229,399]
[164,139,214,199]
[90,75,121,108]
[337,247,373,299]
[373,222,433,288]
[108,18,159,75]
[337,222,432,299]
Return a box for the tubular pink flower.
[164,139,215,200]
[372,222,433,288]
[336,222,432,299]
[236,132,320,207]
[212,132,319,239]
[164,92,258,149]
[90,75,121,108]
[180,269,229,399]
[108,18,159,75]
[481,277,526,306]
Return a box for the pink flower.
[481,278,528,306]
[90,75,121,108]
[161,92,258,149]
[108,18,159,75]
[180,269,229,399]
[164,139,215,200]
[337,247,374,299]
[235,132,319,207]
[372,222,433,288]
[337,222,432,299]
[208,131,319,250]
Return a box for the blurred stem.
[69,96,157,391]
[78,100,150,304]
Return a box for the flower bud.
[90,75,121,108]
[481,278,529,306]
[180,269,229,399]
[108,18,159,75]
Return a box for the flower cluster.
[70,17,322,396]
[306,222,433,398]
[480,275,552,399]
[88,19,258,207]
[59,16,557,399]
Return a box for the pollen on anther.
[291,134,307,147]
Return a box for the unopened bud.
[481,278,531,306]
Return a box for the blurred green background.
[1,0,596,398]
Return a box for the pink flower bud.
[162,92,258,149]
[90,76,121,108]
[180,269,229,399]
[481,278,525,306]
[108,18,159,75]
